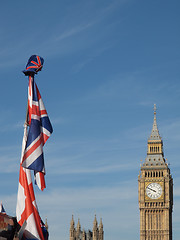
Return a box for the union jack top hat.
[23,55,44,76]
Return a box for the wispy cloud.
[54,23,94,42]
[71,42,114,73]
[35,183,138,239]
[0,155,19,173]
[0,121,23,133]
[0,1,128,70]
[47,161,137,175]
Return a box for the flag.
[21,75,53,190]
[0,202,6,214]
[16,55,52,239]
[16,125,44,240]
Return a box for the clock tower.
[138,105,173,240]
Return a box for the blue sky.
[0,0,180,239]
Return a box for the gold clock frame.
[145,179,164,202]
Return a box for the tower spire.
[70,215,75,240]
[149,104,161,141]
[142,104,167,168]
[93,215,98,240]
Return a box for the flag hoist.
[16,55,53,240]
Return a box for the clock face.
[146,183,162,199]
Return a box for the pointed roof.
[77,218,81,231]
[0,202,6,214]
[148,104,161,141]
[70,215,75,228]
[142,104,167,169]
[93,214,98,229]
[99,218,103,229]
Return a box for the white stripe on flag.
[31,114,40,121]
[25,213,41,239]
[25,134,41,154]
[39,98,46,110]
[16,183,26,222]
[23,144,43,169]
[41,126,51,137]
[32,100,39,106]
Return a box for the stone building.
[70,215,104,240]
[138,105,173,240]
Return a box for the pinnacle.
[148,104,161,141]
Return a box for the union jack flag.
[21,75,53,190]
[16,55,52,239]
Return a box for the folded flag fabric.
[16,125,45,240]
[21,74,53,190]
[23,55,44,76]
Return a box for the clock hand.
[147,187,156,193]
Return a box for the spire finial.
[154,103,156,118]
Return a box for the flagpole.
[25,75,33,127]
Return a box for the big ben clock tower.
[138,105,173,240]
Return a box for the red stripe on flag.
[22,136,42,163]
[42,134,49,145]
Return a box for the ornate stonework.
[70,215,103,240]
[138,105,173,240]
